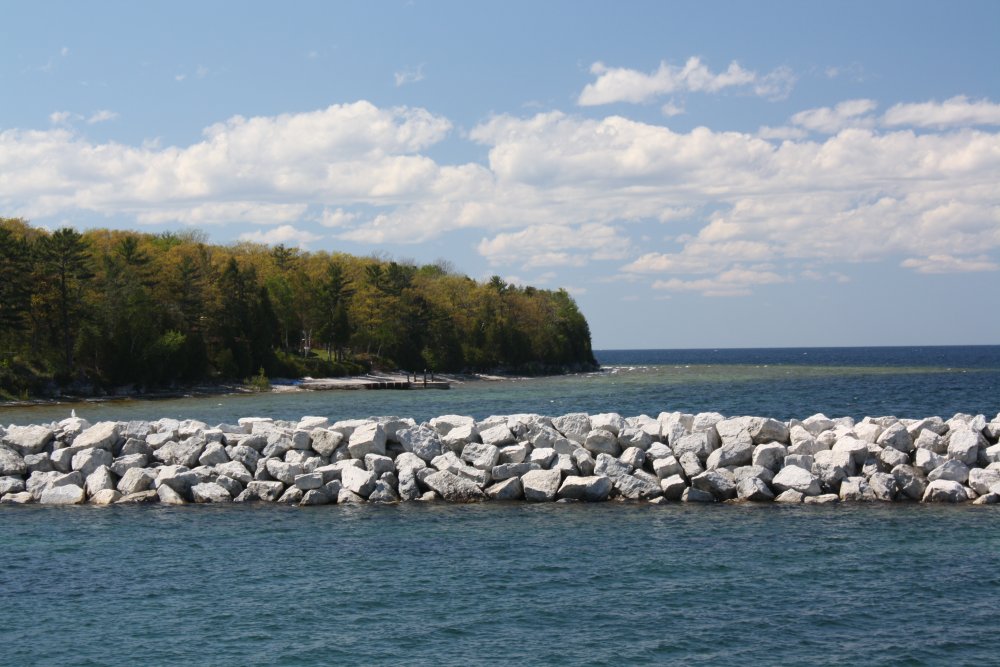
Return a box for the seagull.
[71,409,76,418]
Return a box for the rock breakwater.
[2,410,1000,506]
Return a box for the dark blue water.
[3,346,1000,665]
[3,503,999,666]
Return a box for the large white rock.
[914,448,946,474]
[876,422,913,452]
[652,455,682,479]
[396,426,442,462]
[660,475,687,500]
[736,476,774,502]
[692,470,736,500]
[341,466,377,498]
[485,477,523,501]
[557,475,612,501]
[751,442,787,471]
[73,422,120,451]
[244,480,286,502]
[922,479,968,503]
[928,460,970,484]
[154,440,205,467]
[348,423,387,458]
[671,432,716,462]
[442,425,478,452]
[428,415,475,436]
[877,446,909,470]
[617,428,652,452]
[3,425,54,455]
[583,429,620,456]
[422,470,486,502]
[0,446,26,477]
[968,468,1000,495]
[706,437,753,469]
[479,424,515,448]
[39,484,86,505]
[71,448,114,477]
[85,466,116,496]
[772,465,822,496]
[868,472,898,501]
[297,416,330,431]
[571,448,596,476]
[678,451,704,480]
[117,467,155,495]
[191,482,232,503]
[891,464,927,501]
[914,429,947,454]
[590,413,626,436]
[947,428,981,466]
[552,413,592,444]
[615,473,662,500]
[462,442,501,470]
[521,469,562,502]
[832,437,869,468]
[265,459,304,485]
[309,429,343,458]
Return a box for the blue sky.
[3,0,999,349]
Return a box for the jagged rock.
[890,464,926,500]
[922,479,968,503]
[591,413,626,436]
[972,493,1000,505]
[813,450,855,491]
[368,479,400,503]
[672,432,716,462]
[24,453,53,474]
[556,475,611,501]
[584,429,620,456]
[0,491,33,504]
[877,422,913,453]
[521,469,562,501]
[155,466,199,497]
[85,466,116,496]
[154,440,205,468]
[618,446,644,470]
[774,489,804,503]
[462,442,501,470]
[914,429,947,454]
[299,489,331,506]
[396,426,442,462]
[707,438,753,469]
[265,459,303,485]
[347,423,387,459]
[428,415,474,436]
[498,443,530,465]
[804,493,839,505]
[736,476,774,502]
[191,482,232,503]
[652,455,682,479]
[678,451,704,480]
[571,448,596,476]
[617,427,652,451]
[692,470,736,500]
[928,460,970,484]
[3,425,54,455]
[914,448,946,474]
[213,475,241,498]
[968,468,1000,495]
[74,422,120,451]
[615,473,662,500]
[39,484,86,505]
[772,465,822,496]
[72,448,114,478]
[478,424,515,448]
[867,472,898,500]
[341,466,377,498]
[486,477,523,500]
[0,446,27,477]
[839,477,874,501]
[594,452,631,479]
[552,413,592,444]
[681,487,715,503]
[276,486,304,504]
[660,475,687,500]
[527,447,556,468]
[110,453,147,477]
[832,437,869,468]
[751,442,787,471]
[117,490,160,504]
[293,472,324,491]
[197,442,229,467]
[947,428,981,466]
[491,462,540,481]
[90,489,122,505]
[241,480,284,502]
[0,476,26,496]
[423,470,486,502]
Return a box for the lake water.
[2,346,999,665]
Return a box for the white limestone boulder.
[341,466,377,498]
[876,422,913,453]
[0,446,27,477]
[422,470,486,502]
[615,472,662,500]
[462,442,501,471]
[736,476,774,502]
[521,469,562,502]
[584,429,620,456]
[485,477,523,501]
[922,479,968,503]
[751,442,787,471]
[947,428,981,466]
[397,425,443,462]
[557,475,612,502]
[660,475,687,500]
[692,469,736,500]
[928,460,970,484]
[191,482,232,503]
[348,423,387,458]
[772,465,822,496]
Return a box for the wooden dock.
[297,374,450,391]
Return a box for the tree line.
[0,218,597,398]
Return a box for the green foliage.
[244,367,271,392]
[0,219,597,397]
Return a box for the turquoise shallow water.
[2,346,999,426]
[3,503,1000,666]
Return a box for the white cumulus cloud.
[882,95,1000,128]
[239,224,322,248]
[578,57,795,106]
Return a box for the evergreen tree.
[35,228,93,375]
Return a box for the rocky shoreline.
[2,410,1000,506]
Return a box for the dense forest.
[0,218,597,399]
